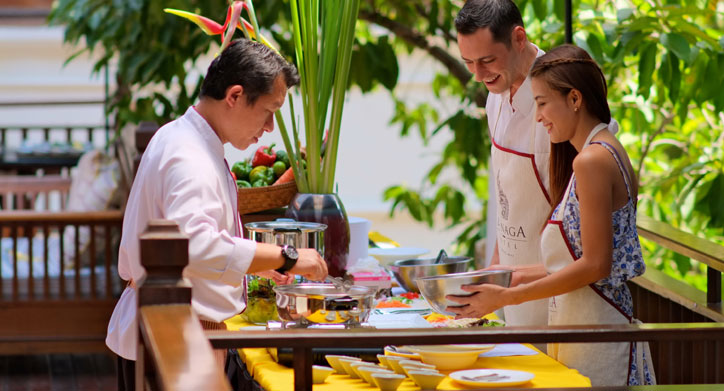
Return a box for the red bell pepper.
[252,143,276,167]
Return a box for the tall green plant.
[282,0,361,193]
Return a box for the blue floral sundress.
[554,141,655,385]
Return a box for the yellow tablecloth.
[225,316,591,390]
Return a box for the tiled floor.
[0,353,116,391]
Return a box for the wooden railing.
[0,175,71,210]
[137,220,724,391]
[635,214,723,307]
[0,209,124,354]
[627,214,724,384]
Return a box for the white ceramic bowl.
[325,355,360,374]
[384,356,410,374]
[350,361,381,379]
[405,345,493,370]
[312,365,334,384]
[376,354,391,369]
[408,370,446,389]
[399,360,437,376]
[358,366,394,385]
[371,373,406,391]
[338,358,363,377]
[368,247,429,266]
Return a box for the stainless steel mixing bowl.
[274,283,375,326]
[389,256,470,293]
[416,269,512,315]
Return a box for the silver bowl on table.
[389,256,470,293]
[274,283,375,326]
[416,269,512,315]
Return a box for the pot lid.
[245,219,327,233]
[274,283,374,297]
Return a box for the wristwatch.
[275,245,299,274]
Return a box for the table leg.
[293,347,313,391]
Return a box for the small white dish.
[383,356,411,374]
[358,366,394,385]
[371,373,406,391]
[325,355,360,374]
[350,361,380,379]
[368,247,429,266]
[399,360,437,376]
[338,358,363,377]
[408,370,446,389]
[376,354,391,368]
[450,369,535,387]
[312,365,334,384]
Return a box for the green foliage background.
[49,0,724,291]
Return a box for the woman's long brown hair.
[530,45,611,224]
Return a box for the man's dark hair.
[200,39,300,104]
[454,0,524,47]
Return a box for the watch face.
[284,245,299,260]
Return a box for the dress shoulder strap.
[590,141,634,200]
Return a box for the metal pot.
[389,256,470,293]
[244,219,327,254]
[274,283,375,325]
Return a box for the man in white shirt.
[448,0,550,327]
[106,39,328,391]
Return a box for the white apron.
[490,108,550,327]
[541,123,652,386]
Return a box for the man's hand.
[288,248,327,281]
[445,283,509,319]
[254,270,295,285]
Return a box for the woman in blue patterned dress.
[447,45,655,386]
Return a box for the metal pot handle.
[272,218,302,233]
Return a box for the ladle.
[433,249,448,264]
[325,275,352,291]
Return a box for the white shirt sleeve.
[161,150,256,287]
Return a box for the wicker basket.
[237,181,298,215]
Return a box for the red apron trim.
[492,139,551,203]
[547,220,578,260]
[550,217,633,321]
[587,284,633,321]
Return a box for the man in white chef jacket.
[454,0,550,328]
[106,39,328,391]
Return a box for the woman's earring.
[574,107,579,112]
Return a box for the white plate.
[450,369,535,387]
[368,247,429,266]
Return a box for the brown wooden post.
[136,219,191,390]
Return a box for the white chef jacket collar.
[185,106,225,158]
